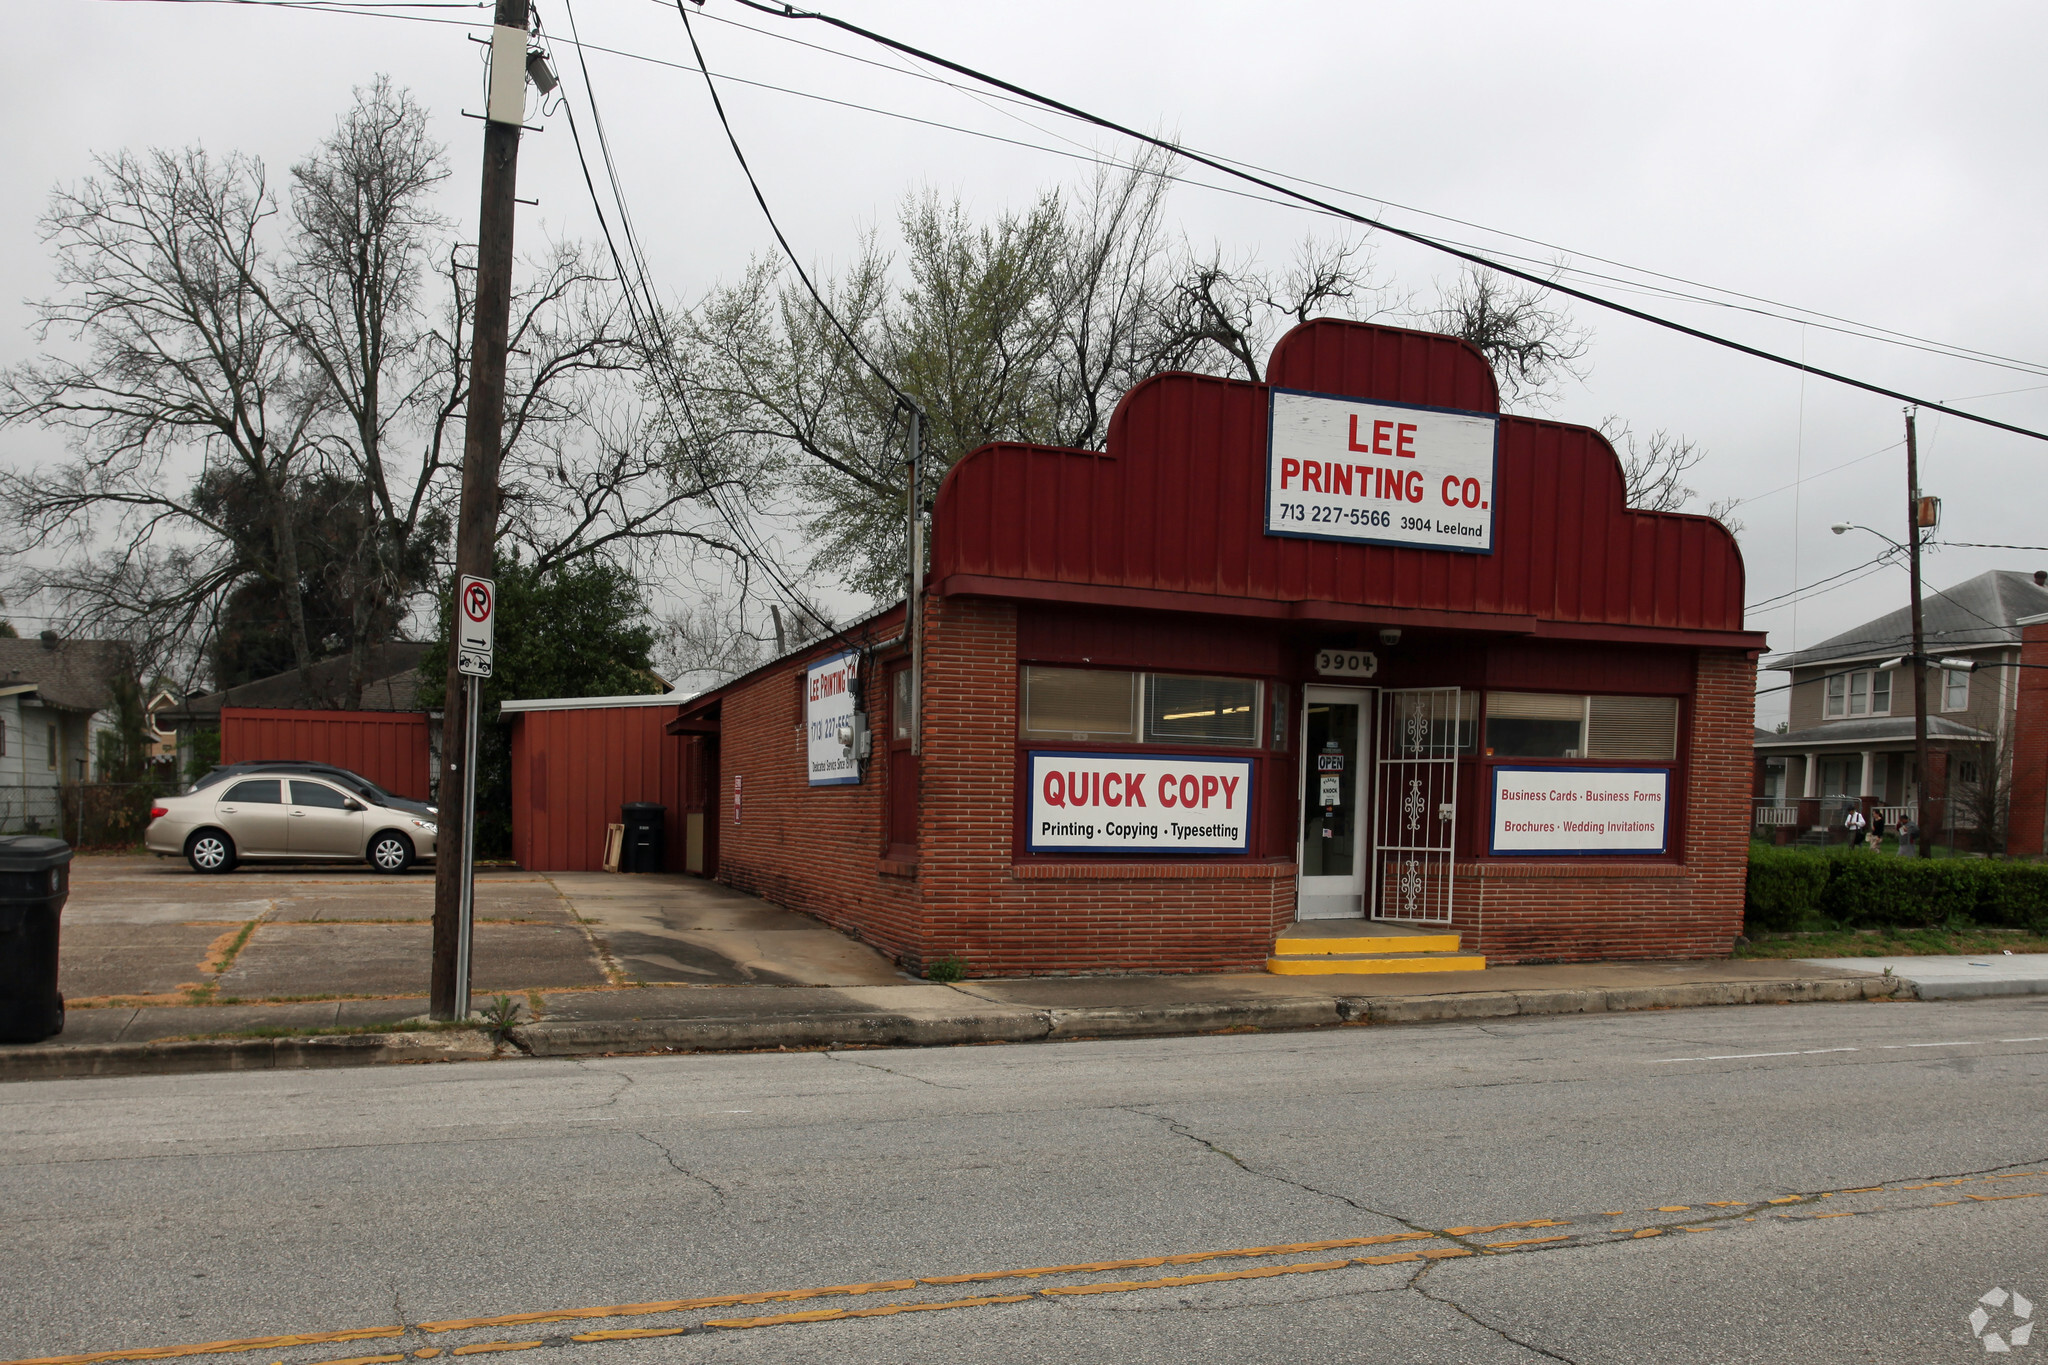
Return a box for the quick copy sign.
[1490,767,1670,855]
[1266,389,1498,553]
[1029,752,1253,854]
[806,650,861,786]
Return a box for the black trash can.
[0,836,72,1043]
[620,802,666,874]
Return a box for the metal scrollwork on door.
[1399,856,1423,915]
[1373,688,1460,924]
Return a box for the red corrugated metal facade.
[508,703,685,872]
[932,318,1752,645]
[220,707,432,800]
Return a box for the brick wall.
[714,627,924,966]
[1448,647,1754,962]
[715,603,1755,974]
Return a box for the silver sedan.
[145,775,440,874]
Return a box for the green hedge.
[1746,850,2048,933]
[1745,848,1832,931]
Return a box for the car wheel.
[185,829,237,874]
[368,831,415,874]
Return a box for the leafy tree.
[419,554,663,854]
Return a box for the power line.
[730,0,2048,446]
[1747,552,1896,612]
[542,0,841,634]
[676,0,2048,384]
[1939,541,2048,552]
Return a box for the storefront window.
[1021,666,1263,747]
[1585,696,1679,760]
[1484,693,1678,761]
[1144,674,1261,747]
[1484,693,1585,758]
[1020,667,1137,742]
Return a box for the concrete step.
[1275,928,1464,955]
[1265,950,1489,976]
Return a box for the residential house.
[1754,569,2048,844]
[0,632,140,834]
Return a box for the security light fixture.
[1378,628,1402,647]
[1830,522,1852,535]
[526,49,559,96]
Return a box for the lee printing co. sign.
[806,650,861,787]
[1265,389,1499,553]
[1027,753,1254,854]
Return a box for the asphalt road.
[4,997,2046,1364]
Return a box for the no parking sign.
[456,575,496,678]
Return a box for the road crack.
[825,1051,966,1090]
[636,1131,727,1204]
[1411,1260,1580,1362]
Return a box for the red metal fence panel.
[220,707,432,800]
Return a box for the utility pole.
[432,0,530,1020]
[1904,406,1935,844]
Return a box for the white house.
[0,633,137,834]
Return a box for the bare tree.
[1430,265,1590,409]
[1145,234,1389,383]
[0,146,326,688]
[1600,418,1744,535]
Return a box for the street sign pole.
[443,573,496,1021]
[452,670,482,1017]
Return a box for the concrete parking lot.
[56,855,911,1037]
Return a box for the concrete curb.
[1902,978,2048,1001]
[0,977,1908,1080]
[0,1029,495,1081]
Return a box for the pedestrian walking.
[1843,806,1868,847]
[1897,816,1919,858]
[1869,809,1887,851]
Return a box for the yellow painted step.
[1274,932,1463,956]
[1265,953,1488,976]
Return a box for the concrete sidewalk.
[1,854,1911,1081]
[1798,953,2048,999]
[4,956,1908,1081]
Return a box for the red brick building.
[660,319,1762,976]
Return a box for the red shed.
[672,319,1765,977]
[503,694,691,872]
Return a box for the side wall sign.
[806,650,862,787]
[1489,766,1670,855]
[1266,388,1498,554]
[1027,752,1253,854]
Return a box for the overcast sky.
[5,0,2045,718]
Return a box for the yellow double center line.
[14,1173,2042,1365]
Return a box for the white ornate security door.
[1371,688,1460,923]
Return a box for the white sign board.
[1315,648,1378,679]
[455,574,495,678]
[1027,752,1254,854]
[1266,389,1498,554]
[1489,767,1670,855]
[806,650,862,786]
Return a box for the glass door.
[1297,686,1371,919]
